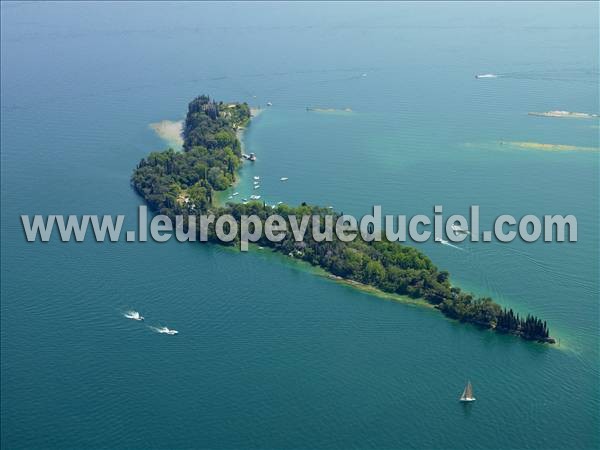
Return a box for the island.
[132,95,555,344]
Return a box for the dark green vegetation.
[496,308,551,341]
[132,95,554,344]
[132,95,250,213]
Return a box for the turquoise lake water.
[1,3,599,449]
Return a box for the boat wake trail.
[491,69,598,84]
[435,238,464,251]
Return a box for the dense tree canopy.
[132,95,250,216]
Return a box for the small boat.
[232,192,239,196]
[475,73,497,79]
[228,195,233,199]
[460,381,476,402]
[277,201,283,205]
[280,177,288,181]
[254,184,260,189]
[156,326,178,335]
[253,176,260,180]
[266,101,273,106]
[124,310,144,321]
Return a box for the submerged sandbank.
[505,141,599,153]
[306,107,354,115]
[231,243,433,310]
[250,107,263,118]
[325,274,433,309]
[528,111,599,119]
[465,141,599,153]
[150,120,184,149]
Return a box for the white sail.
[460,381,476,402]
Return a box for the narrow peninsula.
[132,95,555,344]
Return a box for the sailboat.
[460,381,476,402]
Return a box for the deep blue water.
[1,3,599,449]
